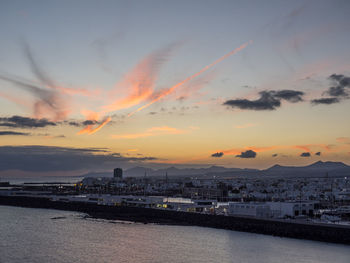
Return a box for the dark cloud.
[224,91,280,110]
[211,152,224,158]
[312,74,350,106]
[82,120,97,126]
[315,152,321,156]
[272,90,304,102]
[327,86,348,97]
[0,145,158,172]
[311,98,340,105]
[223,90,304,111]
[272,153,278,157]
[330,74,350,88]
[65,119,103,127]
[236,150,257,158]
[300,152,311,157]
[0,131,30,136]
[0,116,56,128]
[67,121,80,127]
[326,74,350,98]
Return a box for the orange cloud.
[77,116,111,135]
[127,149,138,152]
[101,44,176,114]
[0,91,32,109]
[111,126,186,139]
[235,123,258,129]
[76,44,178,135]
[294,144,333,152]
[128,41,252,117]
[337,137,350,144]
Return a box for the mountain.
[263,161,350,177]
[305,161,348,169]
[124,165,258,178]
[123,161,350,179]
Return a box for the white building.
[228,202,271,218]
[267,201,316,218]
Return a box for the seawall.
[1,195,349,245]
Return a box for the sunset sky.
[0,0,349,177]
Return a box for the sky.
[0,0,349,177]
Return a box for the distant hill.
[124,165,254,178]
[262,161,350,178]
[123,161,350,179]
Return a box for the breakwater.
[1,195,349,245]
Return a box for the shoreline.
[1,195,350,245]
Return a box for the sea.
[0,206,349,263]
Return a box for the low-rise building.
[228,202,271,218]
[267,201,316,218]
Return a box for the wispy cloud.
[0,131,30,136]
[77,116,112,135]
[0,43,71,121]
[111,126,186,139]
[128,41,251,117]
[337,137,350,144]
[102,43,178,113]
[235,123,258,129]
[294,144,333,152]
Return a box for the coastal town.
[1,166,350,225]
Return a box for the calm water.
[0,206,349,263]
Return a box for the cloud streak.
[102,43,178,113]
[128,41,252,117]
[112,126,186,139]
[0,115,56,128]
[77,116,112,135]
[311,97,340,105]
[0,131,30,136]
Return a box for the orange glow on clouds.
[294,144,333,152]
[111,126,187,139]
[128,41,252,117]
[235,123,258,129]
[337,137,350,144]
[77,116,111,135]
[102,44,176,114]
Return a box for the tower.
[113,168,123,179]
